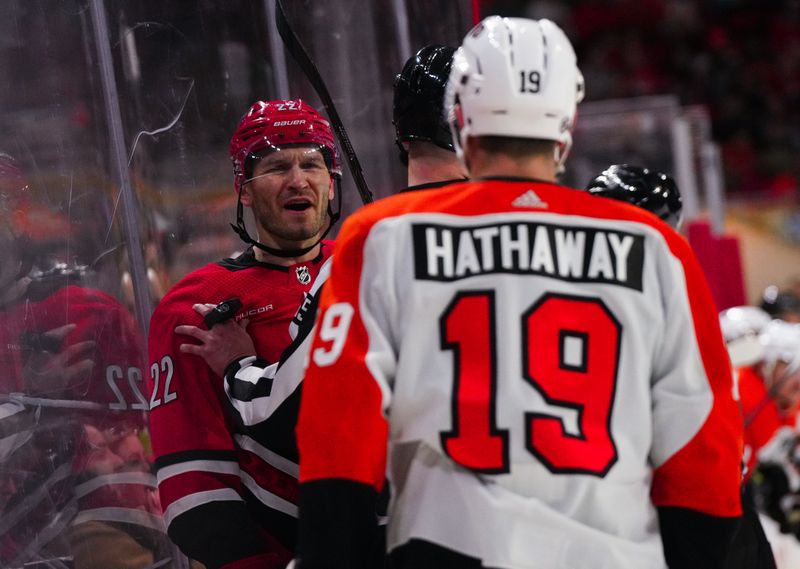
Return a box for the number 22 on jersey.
[439,290,621,477]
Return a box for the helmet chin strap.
[230,177,342,259]
[554,138,571,176]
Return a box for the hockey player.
[295,16,743,569]
[739,320,800,478]
[170,45,464,568]
[717,307,782,569]
[146,100,338,569]
[174,43,465,418]
[761,286,800,323]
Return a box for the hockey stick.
[274,0,374,205]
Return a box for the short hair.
[473,136,556,159]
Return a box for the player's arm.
[174,302,282,426]
[148,303,288,569]
[295,216,393,569]
[649,234,743,568]
[225,267,336,427]
[178,263,332,427]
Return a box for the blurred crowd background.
[487,0,800,198]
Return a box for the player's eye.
[261,163,290,174]
[301,159,325,170]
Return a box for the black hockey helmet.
[586,164,683,229]
[761,285,800,319]
[393,45,457,164]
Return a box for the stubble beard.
[253,197,329,244]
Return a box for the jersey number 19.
[439,291,621,477]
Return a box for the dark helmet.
[586,164,683,229]
[761,285,800,319]
[393,45,456,163]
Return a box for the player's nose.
[285,163,309,189]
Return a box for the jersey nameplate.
[412,221,645,291]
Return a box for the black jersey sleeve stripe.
[229,376,275,401]
[154,449,239,470]
[278,284,323,367]
[168,500,273,569]
[225,357,275,401]
[389,538,494,569]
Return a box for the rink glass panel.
[0,1,470,568]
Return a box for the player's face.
[242,146,334,248]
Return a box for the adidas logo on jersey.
[512,189,548,209]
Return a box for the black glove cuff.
[204,298,243,329]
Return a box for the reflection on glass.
[1,0,472,567]
[0,152,171,568]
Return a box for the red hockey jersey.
[147,243,332,569]
[738,365,794,479]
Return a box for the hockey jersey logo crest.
[512,189,548,209]
[296,266,311,285]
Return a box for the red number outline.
[439,290,510,474]
[439,291,621,477]
[522,293,621,477]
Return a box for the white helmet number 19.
[519,70,541,93]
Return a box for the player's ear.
[239,185,253,207]
[327,178,334,200]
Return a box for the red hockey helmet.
[229,99,341,193]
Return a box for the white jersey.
[297,179,743,569]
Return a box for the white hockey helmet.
[759,320,800,378]
[445,16,584,171]
[719,306,772,367]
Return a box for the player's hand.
[175,303,256,376]
[23,323,96,395]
